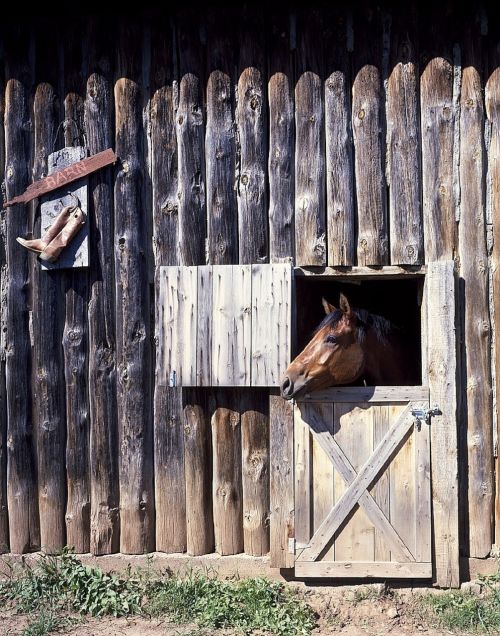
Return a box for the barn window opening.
[293,273,423,386]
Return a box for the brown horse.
[280,293,415,399]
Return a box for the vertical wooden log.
[459,33,494,558]
[151,18,186,553]
[352,9,388,265]
[268,16,294,263]
[32,82,67,552]
[386,8,423,265]
[176,15,206,267]
[236,12,268,264]
[63,33,90,553]
[183,391,214,555]
[85,46,120,553]
[241,391,269,556]
[206,16,238,265]
[212,391,243,555]
[269,392,294,568]
[115,26,154,553]
[4,39,40,553]
[294,11,326,266]
[0,72,9,553]
[324,10,355,267]
[420,57,456,261]
[486,52,500,550]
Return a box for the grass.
[0,549,315,636]
[422,567,500,633]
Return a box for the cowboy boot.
[39,206,86,263]
[16,204,76,254]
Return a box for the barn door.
[293,387,432,578]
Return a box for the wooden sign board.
[41,147,89,270]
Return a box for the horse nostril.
[281,377,293,397]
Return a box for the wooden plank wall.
[0,5,498,562]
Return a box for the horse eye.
[325,335,337,344]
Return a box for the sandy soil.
[1,585,459,636]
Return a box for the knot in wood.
[241,174,249,186]
[250,96,259,110]
[139,500,147,510]
[230,412,239,427]
[442,106,452,119]
[439,184,447,195]
[67,329,79,342]
[406,245,415,258]
[466,98,474,108]
[122,161,129,173]
[359,238,368,249]
[309,114,316,123]
[358,109,365,120]
[118,237,126,250]
[178,115,184,125]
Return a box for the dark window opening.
[294,275,423,386]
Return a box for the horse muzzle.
[280,375,307,400]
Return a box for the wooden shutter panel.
[158,263,292,387]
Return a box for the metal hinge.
[411,406,441,428]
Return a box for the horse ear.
[322,297,336,315]
[339,293,352,315]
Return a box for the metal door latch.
[411,406,441,428]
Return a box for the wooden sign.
[41,147,89,270]
[3,148,116,208]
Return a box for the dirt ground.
[0,585,459,636]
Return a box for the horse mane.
[316,306,397,345]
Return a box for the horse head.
[280,293,365,399]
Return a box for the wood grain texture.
[372,406,390,561]
[352,11,388,265]
[150,20,186,553]
[268,17,294,263]
[386,11,423,265]
[183,393,214,556]
[206,17,237,265]
[294,12,326,266]
[32,82,67,553]
[486,61,500,549]
[295,561,432,578]
[176,16,206,267]
[85,66,120,555]
[4,70,40,553]
[420,57,456,261]
[114,65,154,552]
[427,261,460,587]
[458,37,493,559]
[241,391,269,556]
[269,393,294,568]
[294,402,311,547]
[52,150,90,554]
[0,75,7,552]
[212,392,244,555]
[236,14,268,264]
[324,11,354,266]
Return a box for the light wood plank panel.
[299,386,428,403]
[294,404,312,547]
[295,561,432,579]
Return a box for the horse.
[280,293,416,399]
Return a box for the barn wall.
[0,5,498,560]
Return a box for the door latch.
[411,406,441,428]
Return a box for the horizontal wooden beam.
[294,561,432,578]
[297,385,429,403]
[294,265,427,279]
[3,148,117,207]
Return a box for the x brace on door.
[295,401,427,563]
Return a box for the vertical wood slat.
[352,11,388,266]
[212,265,251,386]
[324,11,355,266]
[114,69,154,553]
[458,39,493,558]
[150,21,186,553]
[236,14,268,264]
[196,266,213,386]
[414,404,432,563]
[427,261,460,587]
[294,12,326,267]
[268,18,294,263]
[241,391,270,556]
[269,393,294,568]
[311,403,334,560]
[294,404,311,547]
[251,264,291,387]
[206,18,237,265]
[33,83,67,553]
[183,393,214,555]
[486,65,500,548]
[4,73,39,553]
[212,392,244,555]
[0,73,7,552]
[85,69,120,555]
[372,406,390,561]
[386,11,423,265]
[50,147,90,553]
[420,57,457,261]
